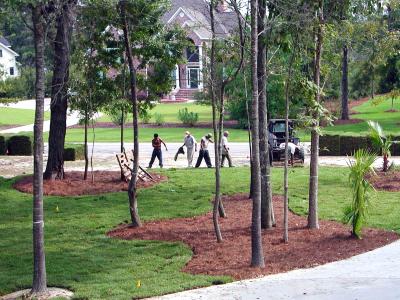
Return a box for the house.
[0,36,19,80]
[162,0,238,102]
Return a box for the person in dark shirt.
[148,133,167,168]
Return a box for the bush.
[7,135,32,156]
[64,144,85,161]
[0,136,6,155]
[319,135,375,156]
[153,113,165,126]
[139,110,152,124]
[319,135,340,156]
[178,108,198,126]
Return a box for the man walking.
[183,131,197,167]
[148,133,167,168]
[195,133,213,168]
[221,131,233,167]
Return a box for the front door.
[187,68,199,89]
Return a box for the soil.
[13,171,166,196]
[333,118,363,126]
[68,120,239,129]
[385,109,399,113]
[1,287,73,300]
[108,194,398,280]
[368,170,400,192]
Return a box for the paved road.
[148,240,400,300]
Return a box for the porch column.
[198,45,203,89]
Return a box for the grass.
[323,95,400,137]
[0,107,50,126]
[58,127,250,143]
[98,102,213,124]
[1,167,400,299]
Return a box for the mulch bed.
[385,109,399,113]
[108,194,398,280]
[13,171,166,196]
[368,170,400,192]
[68,120,239,129]
[333,118,363,126]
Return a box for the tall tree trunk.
[120,0,141,227]
[31,3,47,294]
[341,44,349,120]
[209,1,223,242]
[258,0,274,229]
[44,0,77,180]
[120,107,125,181]
[250,0,265,268]
[83,109,88,180]
[308,0,323,230]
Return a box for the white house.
[0,36,19,80]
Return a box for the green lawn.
[98,102,213,124]
[1,167,400,299]
[323,95,400,137]
[60,127,250,143]
[0,107,50,126]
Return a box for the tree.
[344,149,376,239]
[308,0,324,230]
[31,1,49,295]
[367,120,395,172]
[117,0,186,226]
[44,0,77,180]
[250,0,264,268]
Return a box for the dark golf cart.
[268,119,304,164]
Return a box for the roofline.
[0,42,19,57]
[167,7,195,24]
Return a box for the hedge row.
[320,135,400,156]
[0,135,85,161]
[64,144,85,161]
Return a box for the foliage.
[367,120,394,172]
[139,109,152,124]
[104,99,131,126]
[343,149,376,239]
[178,108,199,127]
[153,112,165,126]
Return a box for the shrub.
[153,113,165,126]
[7,135,32,156]
[343,149,376,239]
[0,136,6,155]
[139,110,152,124]
[319,135,340,156]
[64,144,85,161]
[178,108,198,126]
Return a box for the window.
[186,46,199,63]
[0,49,2,57]
[9,67,14,76]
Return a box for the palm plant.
[367,120,392,172]
[344,149,376,239]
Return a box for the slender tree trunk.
[250,0,265,268]
[120,0,141,227]
[371,67,375,99]
[341,44,349,120]
[31,4,47,294]
[283,46,296,243]
[120,108,125,181]
[44,0,77,180]
[258,0,273,229]
[84,109,88,180]
[308,0,323,230]
[209,1,223,242]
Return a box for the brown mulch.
[368,170,400,192]
[108,194,398,280]
[13,171,166,196]
[385,109,399,113]
[333,118,364,126]
[68,120,239,129]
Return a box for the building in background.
[0,36,19,80]
[161,0,237,102]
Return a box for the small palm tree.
[367,120,392,172]
[344,149,376,239]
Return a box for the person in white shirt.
[221,131,233,167]
[183,131,197,167]
[195,133,213,168]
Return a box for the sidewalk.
[148,240,400,300]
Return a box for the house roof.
[163,0,238,40]
[0,36,11,47]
